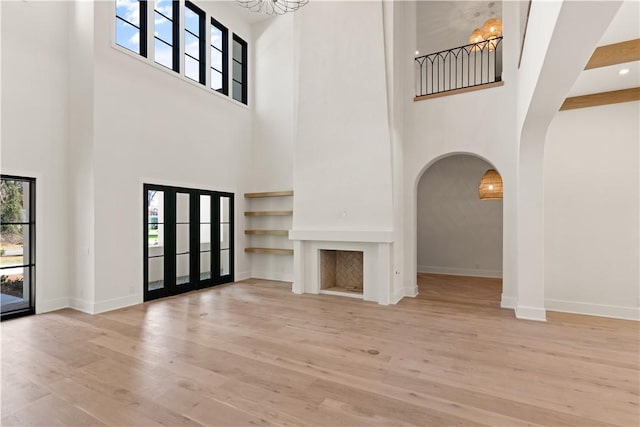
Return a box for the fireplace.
[320,250,363,295]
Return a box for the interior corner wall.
[89,2,253,311]
[1,1,72,313]
[293,1,394,232]
[417,156,503,278]
[544,102,640,320]
[248,15,295,282]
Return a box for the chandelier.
[236,0,309,15]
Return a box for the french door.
[0,176,36,320]
[144,184,234,301]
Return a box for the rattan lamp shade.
[478,169,503,200]
[469,28,484,51]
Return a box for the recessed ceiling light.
[415,50,419,55]
[619,68,630,75]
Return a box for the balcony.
[415,37,503,100]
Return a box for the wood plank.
[585,39,640,70]
[245,229,289,236]
[244,210,293,216]
[244,191,293,198]
[560,87,640,111]
[414,81,504,102]
[244,247,293,255]
[1,276,638,427]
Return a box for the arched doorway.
[416,154,503,308]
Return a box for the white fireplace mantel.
[290,229,401,305]
[289,229,393,243]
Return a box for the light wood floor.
[1,275,638,426]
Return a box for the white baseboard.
[545,299,640,321]
[235,271,251,282]
[392,286,405,304]
[501,294,517,309]
[69,297,94,314]
[37,297,70,314]
[515,304,547,322]
[404,285,419,298]
[93,294,142,314]
[417,265,502,279]
[250,270,293,282]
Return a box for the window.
[1,176,36,320]
[210,18,228,94]
[232,34,248,104]
[153,0,179,71]
[184,1,206,85]
[116,0,148,56]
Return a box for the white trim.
[235,271,251,282]
[289,229,394,243]
[392,286,405,304]
[319,289,363,300]
[94,294,142,314]
[69,297,94,314]
[500,294,517,309]
[250,271,293,282]
[545,299,640,321]
[515,304,547,322]
[38,297,70,314]
[417,265,502,278]
[404,285,419,297]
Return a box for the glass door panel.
[146,189,165,292]
[175,192,190,286]
[217,195,233,281]
[199,195,212,283]
[1,176,36,320]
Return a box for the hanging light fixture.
[481,18,502,52]
[469,28,485,52]
[481,18,503,40]
[478,169,503,200]
[236,0,309,15]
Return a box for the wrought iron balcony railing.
[415,37,503,98]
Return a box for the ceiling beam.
[560,87,640,111]
[585,39,640,70]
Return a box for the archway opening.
[416,154,503,308]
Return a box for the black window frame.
[184,1,206,85]
[232,34,248,105]
[143,184,234,303]
[153,0,180,72]
[1,175,36,321]
[210,17,229,95]
[115,0,148,57]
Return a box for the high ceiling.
[416,1,502,56]
[567,1,640,97]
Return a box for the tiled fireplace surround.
[289,230,400,305]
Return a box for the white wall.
[545,102,639,320]
[1,1,71,313]
[417,155,502,278]
[86,1,253,311]
[247,14,295,282]
[402,0,519,304]
[293,1,394,233]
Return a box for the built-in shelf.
[319,288,363,299]
[245,247,293,255]
[244,191,293,257]
[244,191,294,198]
[245,229,289,236]
[244,210,293,216]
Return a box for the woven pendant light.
[469,28,485,51]
[478,169,503,200]
[481,18,503,40]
